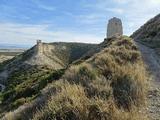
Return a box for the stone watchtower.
[107,17,123,38]
[36,40,43,55]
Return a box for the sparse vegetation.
[49,42,97,64]
[0,42,97,118]
[0,66,65,111]
[30,36,148,120]
[33,82,147,120]
[0,36,149,120]
[131,14,160,48]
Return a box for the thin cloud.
[0,0,159,45]
[113,0,130,4]
[31,0,56,11]
[122,0,160,35]
[75,14,104,24]
[81,0,160,35]
[38,4,56,11]
[106,8,124,14]
[0,23,102,45]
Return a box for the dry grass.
[33,82,147,120]
[4,36,149,120]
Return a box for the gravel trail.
[136,42,160,120]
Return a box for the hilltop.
[0,35,148,120]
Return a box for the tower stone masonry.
[36,40,43,55]
[107,17,123,38]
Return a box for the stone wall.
[107,17,123,38]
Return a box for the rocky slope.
[136,42,160,120]
[132,13,160,120]
[131,14,160,48]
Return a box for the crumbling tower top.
[37,40,42,45]
[36,40,43,55]
[107,17,123,38]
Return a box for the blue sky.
[0,0,160,46]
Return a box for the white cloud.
[31,0,56,11]
[83,1,124,14]
[122,0,160,35]
[113,0,130,4]
[0,23,102,46]
[114,0,160,5]
[0,0,159,45]
[81,0,160,35]
[106,8,124,14]
[38,4,56,11]
[75,14,104,24]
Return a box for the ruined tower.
[36,40,43,55]
[107,17,123,38]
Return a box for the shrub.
[33,82,147,120]
[64,63,96,85]
[11,98,28,109]
[33,83,89,120]
[93,38,148,109]
[0,67,65,111]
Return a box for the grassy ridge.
[1,36,149,120]
[32,36,148,120]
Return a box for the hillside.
[0,42,96,116]
[1,36,149,120]
[131,13,160,120]
[131,14,160,48]
[0,42,96,84]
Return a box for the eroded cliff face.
[28,43,69,70]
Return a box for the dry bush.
[64,63,96,84]
[33,82,147,120]
[32,36,148,120]
[64,63,112,99]
[95,52,148,108]
[33,83,89,120]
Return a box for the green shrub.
[11,98,27,109]
[1,67,65,111]
[65,63,96,85]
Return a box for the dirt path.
[136,42,160,120]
